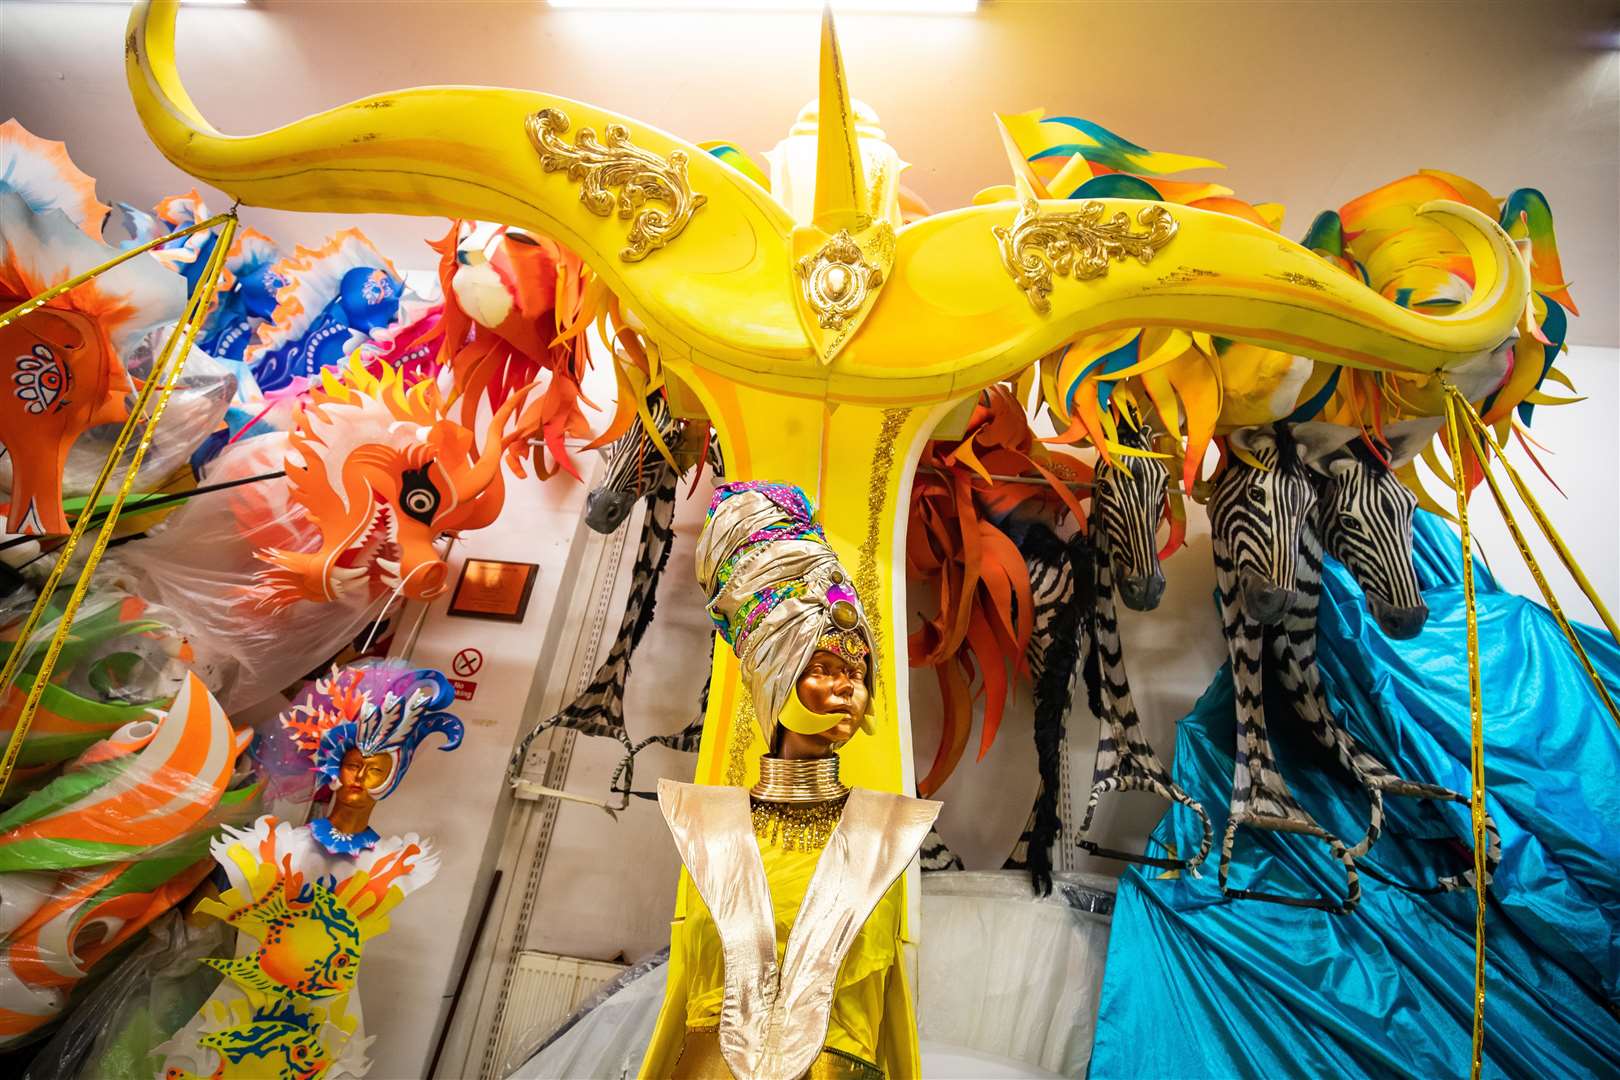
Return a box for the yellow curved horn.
[125,0,810,368]
[127,1,1527,410]
[825,196,1528,406]
[1413,199,1522,330]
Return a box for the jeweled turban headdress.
[696,481,875,743]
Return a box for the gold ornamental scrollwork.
[995,198,1179,314]
[525,108,706,262]
[795,230,885,331]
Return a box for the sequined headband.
[814,628,869,666]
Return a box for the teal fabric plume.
[1089,512,1620,1077]
[1029,116,1223,177]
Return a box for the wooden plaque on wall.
[446,559,539,623]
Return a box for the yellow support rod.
[0,214,238,797]
[1450,391,1620,728]
[1443,391,1489,1080]
[0,211,235,333]
[1451,391,1620,648]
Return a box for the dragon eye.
[399,467,441,524]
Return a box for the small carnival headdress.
[695,481,875,744]
[281,660,464,799]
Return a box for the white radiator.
[492,950,628,1074]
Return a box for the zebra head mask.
[585,391,722,534]
[1095,417,1170,612]
[1297,420,1437,640]
[586,393,679,533]
[1211,426,1319,625]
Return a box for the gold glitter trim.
[751,796,847,852]
[1270,270,1328,291]
[725,691,756,788]
[854,408,908,684]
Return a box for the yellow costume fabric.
[679,822,901,1068]
[641,781,931,1080]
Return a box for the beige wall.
[2,0,1616,345]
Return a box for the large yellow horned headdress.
[126,0,1527,803]
[126,2,1524,404]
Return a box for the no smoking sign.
[449,647,482,702]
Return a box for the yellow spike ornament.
[125,3,1529,1076]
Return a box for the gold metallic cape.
[647,781,940,1079]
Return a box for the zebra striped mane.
[509,472,702,806]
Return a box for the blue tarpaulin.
[1089,513,1620,1078]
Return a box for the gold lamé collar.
[750,755,848,805]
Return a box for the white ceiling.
[2,0,1616,345]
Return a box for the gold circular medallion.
[831,599,858,629]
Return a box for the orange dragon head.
[253,357,523,610]
[0,122,184,535]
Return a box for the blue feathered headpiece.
[281,660,464,800]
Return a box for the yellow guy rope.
[1448,388,1620,728]
[1442,390,1488,1080]
[0,212,238,798]
[1450,390,1620,649]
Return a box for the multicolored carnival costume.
[159,660,458,1079]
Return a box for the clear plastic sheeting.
[20,909,232,1080]
[63,327,235,502]
[0,673,259,1047]
[504,870,1113,1080]
[918,870,1115,1077]
[105,431,385,713]
[502,950,670,1080]
[503,958,1068,1080]
[0,586,193,792]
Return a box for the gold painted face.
[794,648,869,748]
[335,748,393,807]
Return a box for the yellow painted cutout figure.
[158,662,460,1079]
[123,2,1531,1076]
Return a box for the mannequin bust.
[313,747,394,854]
[643,482,940,1080]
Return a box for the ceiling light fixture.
[548,0,978,13]
[51,0,251,6]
